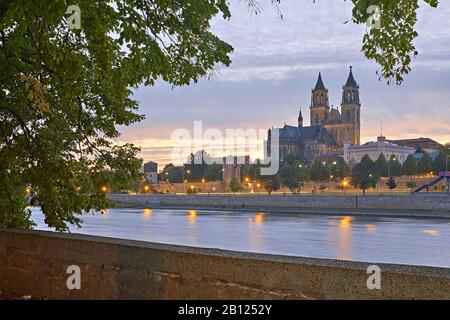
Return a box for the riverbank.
[1,228,450,299]
[108,194,450,219]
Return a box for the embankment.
[108,194,450,217]
[1,229,450,299]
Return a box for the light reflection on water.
[30,207,450,268]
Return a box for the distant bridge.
[413,171,450,193]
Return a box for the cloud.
[119,0,450,165]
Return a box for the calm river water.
[31,207,450,267]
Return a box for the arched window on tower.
[315,114,319,124]
[346,110,351,122]
[356,110,359,122]
[347,91,351,102]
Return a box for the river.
[31,207,450,267]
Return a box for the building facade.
[143,161,158,184]
[268,67,361,162]
[388,138,443,154]
[344,136,415,164]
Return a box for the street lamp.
[342,180,348,194]
[388,155,397,178]
[329,161,337,182]
[182,168,191,184]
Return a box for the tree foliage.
[375,153,388,177]
[402,154,417,177]
[279,163,300,192]
[0,1,233,230]
[351,0,439,84]
[417,152,433,176]
[351,155,379,195]
[229,177,242,192]
[388,154,402,177]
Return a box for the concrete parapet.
[1,229,450,300]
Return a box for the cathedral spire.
[298,109,303,127]
[314,72,326,91]
[345,66,357,87]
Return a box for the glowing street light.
[101,186,108,193]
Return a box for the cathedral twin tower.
[304,66,361,146]
[268,67,361,162]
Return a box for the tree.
[433,150,450,173]
[402,154,417,178]
[262,176,281,195]
[351,155,379,195]
[0,1,233,230]
[331,157,350,180]
[417,152,433,177]
[310,161,328,182]
[229,178,242,193]
[204,163,222,182]
[388,155,402,177]
[160,164,183,183]
[375,153,388,177]
[279,163,299,192]
[406,180,418,191]
[351,0,439,84]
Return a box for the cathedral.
[268,67,361,162]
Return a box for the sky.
[117,0,450,167]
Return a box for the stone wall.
[108,194,450,214]
[1,229,450,299]
[151,176,444,194]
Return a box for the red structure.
[390,138,443,152]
